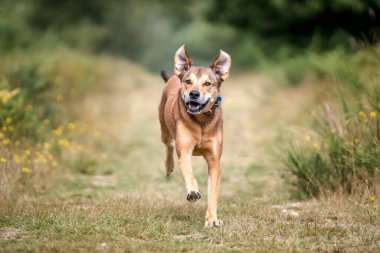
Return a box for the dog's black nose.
[189,90,200,99]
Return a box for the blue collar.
[204,96,222,115]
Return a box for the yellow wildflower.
[0,158,7,163]
[43,142,51,149]
[373,205,378,210]
[13,155,21,164]
[0,88,20,103]
[358,111,366,118]
[44,119,50,125]
[313,143,319,150]
[38,156,48,165]
[2,126,7,131]
[5,117,12,124]
[68,123,76,131]
[53,126,64,137]
[21,167,30,173]
[24,150,31,156]
[58,139,70,148]
[2,139,10,145]
[0,133,3,139]
[304,135,311,142]
[370,196,376,202]
[370,111,377,119]
[354,138,359,144]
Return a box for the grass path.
[1,60,379,252]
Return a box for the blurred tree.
[207,0,380,48]
[2,0,380,70]
[28,0,106,28]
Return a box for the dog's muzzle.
[185,98,211,115]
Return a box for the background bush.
[284,48,380,198]
[0,47,106,195]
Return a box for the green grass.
[1,192,379,252]
[1,49,380,252]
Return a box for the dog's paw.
[186,191,201,202]
[204,219,223,228]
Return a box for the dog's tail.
[160,70,171,83]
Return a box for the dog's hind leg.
[160,125,174,176]
[164,137,174,176]
[159,98,174,176]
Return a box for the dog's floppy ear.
[210,50,231,82]
[174,45,192,77]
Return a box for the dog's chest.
[193,132,221,156]
[192,138,210,156]
[193,145,203,156]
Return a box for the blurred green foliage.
[208,0,380,48]
[0,48,101,143]
[0,58,58,142]
[1,0,379,72]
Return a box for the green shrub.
[0,48,107,195]
[0,48,102,142]
[283,46,380,198]
[0,59,59,142]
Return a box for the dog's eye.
[204,81,212,86]
[185,79,192,85]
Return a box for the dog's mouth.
[186,99,210,114]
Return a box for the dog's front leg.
[177,148,201,202]
[204,147,222,228]
[176,125,201,202]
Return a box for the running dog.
[158,45,231,227]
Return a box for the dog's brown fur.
[158,45,231,227]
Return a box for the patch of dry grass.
[1,194,379,252]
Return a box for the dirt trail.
[4,60,378,253]
[78,62,316,201]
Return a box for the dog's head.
[174,45,231,115]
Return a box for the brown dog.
[158,45,231,227]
